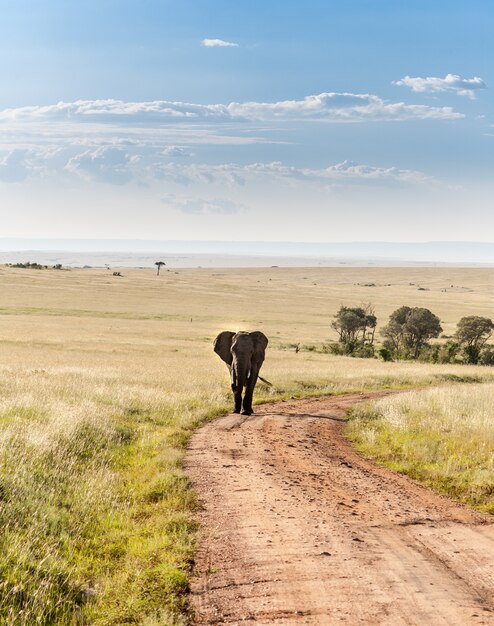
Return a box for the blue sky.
[1,0,493,241]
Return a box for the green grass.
[2,265,494,623]
[347,383,494,515]
[2,364,483,625]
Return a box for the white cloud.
[0,91,465,187]
[201,38,239,48]
[155,160,431,188]
[228,93,462,121]
[393,74,487,99]
[320,160,428,183]
[64,146,137,184]
[0,147,61,182]
[0,138,433,189]
[162,146,193,157]
[0,92,462,126]
[0,142,432,188]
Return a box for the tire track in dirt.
[186,392,494,625]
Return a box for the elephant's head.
[214,330,268,415]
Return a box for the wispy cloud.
[229,93,462,122]
[393,74,487,99]
[64,146,138,185]
[161,146,193,157]
[0,91,461,189]
[0,144,431,189]
[0,93,463,126]
[0,147,61,182]
[201,38,239,48]
[155,160,431,187]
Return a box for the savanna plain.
[1,264,494,625]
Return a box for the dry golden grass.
[348,383,494,514]
[0,264,493,623]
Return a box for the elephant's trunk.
[233,360,249,390]
[232,359,249,414]
[230,366,237,391]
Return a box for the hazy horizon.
[2,238,494,266]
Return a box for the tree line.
[330,305,494,365]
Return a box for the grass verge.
[347,382,494,515]
[3,357,494,624]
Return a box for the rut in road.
[186,392,494,625]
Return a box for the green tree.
[155,261,166,276]
[404,308,443,358]
[331,305,377,354]
[380,306,411,356]
[381,306,442,359]
[455,316,494,364]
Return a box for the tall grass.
[0,369,120,624]
[0,364,231,625]
[1,266,494,623]
[3,360,494,624]
[348,383,494,514]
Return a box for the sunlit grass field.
[348,383,494,515]
[0,264,493,624]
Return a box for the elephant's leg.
[241,369,259,415]
[233,387,242,413]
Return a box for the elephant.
[214,330,269,415]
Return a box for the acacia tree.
[380,306,411,356]
[404,308,443,358]
[331,305,377,354]
[381,306,442,359]
[155,261,166,276]
[455,316,494,363]
[363,306,377,345]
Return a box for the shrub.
[480,349,494,366]
[437,340,461,364]
[378,346,393,362]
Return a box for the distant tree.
[331,304,377,355]
[380,306,410,356]
[404,308,443,359]
[155,261,166,276]
[455,316,494,364]
[381,306,442,359]
[362,305,377,346]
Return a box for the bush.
[352,344,375,359]
[480,349,494,366]
[378,346,393,362]
[417,345,438,363]
[327,342,347,356]
[437,340,461,364]
[463,344,481,365]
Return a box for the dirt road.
[186,392,494,625]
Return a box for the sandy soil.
[186,392,494,625]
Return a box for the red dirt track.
[186,392,494,625]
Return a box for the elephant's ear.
[250,331,268,360]
[213,331,236,366]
